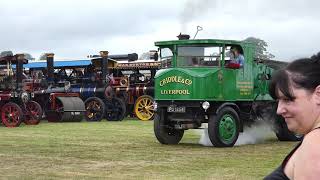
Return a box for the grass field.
[0,119,298,180]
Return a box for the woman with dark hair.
[264,52,320,179]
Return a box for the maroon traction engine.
[110,55,160,121]
[0,52,42,127]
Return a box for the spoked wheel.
[134,95,155,121]
[104,97,126,121]
[154,108,184,144]
[1,102,23,127]
[208,107,240,147]
[84,97,105,121]
[24,101,43,125]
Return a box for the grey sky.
[0,0,319,61]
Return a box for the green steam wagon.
[153,35,299,147]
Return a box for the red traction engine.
[0,52,42,127]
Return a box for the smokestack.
[46,53,55,84]
[99,51,109,84]
[177,33,190,40]
[16,54,24,89]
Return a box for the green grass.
[0,119,297,180]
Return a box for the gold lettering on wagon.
[160,89,190,95]
[159,76,192,87]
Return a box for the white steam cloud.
[198,121,275,147]
[180,0,217,32]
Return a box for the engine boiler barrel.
[34,87,67,94]
[70,84,105,99]
[109,53,138,62]
[90,53,138,62]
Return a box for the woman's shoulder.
[303,129,320,143]
[293,131,320,178]
[297,130,320,163]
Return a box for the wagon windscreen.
[177,46,222,67]
[159,48,173,68]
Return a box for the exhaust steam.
[198,121,275,147]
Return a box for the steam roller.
[46,96,85,122]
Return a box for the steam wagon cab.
[153,38,299,147]
[0,52,42,127]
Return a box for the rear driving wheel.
[104,97,126,121]
[134,95,154,121]
[275,115,303,141]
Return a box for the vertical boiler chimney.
[46,53,55,84]
[16,54,24,89]
[99,51,109,84]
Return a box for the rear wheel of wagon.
[275,115,303,141]
[1,102,23,127]
[154,108,184,144]
[208,107,240,147]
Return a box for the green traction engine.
[153,35,300,147]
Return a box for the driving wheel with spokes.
[84,97,105,121]
[134,95,155,121]
[1,102,23,127]
[24,101,42,125]
[104,97,126,121]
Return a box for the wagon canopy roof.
[155,39,253,47]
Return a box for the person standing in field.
[264,52,320,180]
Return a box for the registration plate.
[167,105,186,113]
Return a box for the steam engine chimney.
[16,54,24,89]
[99,51,109,84]
[46,53,55,84]
[177,33,190,40]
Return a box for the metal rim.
[85,97,105,121]
[24,101,42,125]
[1,102,22,127]
[218,114,237,143]
[134,95,154,121]
[105,97,125,121]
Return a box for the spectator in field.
[264,52,320,180]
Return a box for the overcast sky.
[0,0,319,61]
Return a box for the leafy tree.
[39,53,47,61]
[243,37,275,60]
